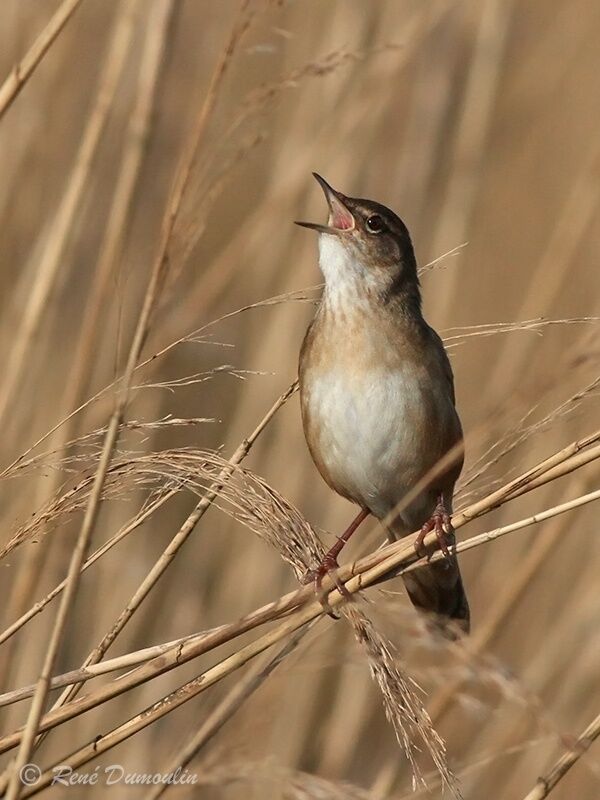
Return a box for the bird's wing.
[424,325,456,405]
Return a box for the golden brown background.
[1,0,600,798]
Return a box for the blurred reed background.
[0,0,599,798]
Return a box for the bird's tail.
[402,558,470,635]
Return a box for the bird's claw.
[414,501,455,560]
[303,554,351,619]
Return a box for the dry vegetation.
[0,1,599,798]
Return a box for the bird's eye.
[366,214,385,234]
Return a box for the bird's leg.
[303,508,370,613]
[414,495,454,559]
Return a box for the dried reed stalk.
[44,382,297,714]
[0,0,176,704]
[3,0,255,794]
[0,0,85,119]
[145,624,314,800]
[1,432,598,777]
[521,711,600,800]
[0,0,138,428]
[11,478,599,800]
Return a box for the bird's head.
[295,173,418,300]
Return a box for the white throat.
[318,234,375,310]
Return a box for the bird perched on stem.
[296,173,469,634]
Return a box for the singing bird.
[296,174,469,634]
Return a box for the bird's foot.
[302,508,368,618]
[303,553,351,620]
[414,499,455,560]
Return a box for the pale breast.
[302,361,457,519]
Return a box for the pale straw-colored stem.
[146,625,313,800]
[521,711,600,800]
[0,0,85,119]
[3,0,256,792]
[1,485,598,764]
[16,486,600,798]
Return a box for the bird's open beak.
[295,173,355,234]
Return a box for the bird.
[296,173,469,634]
